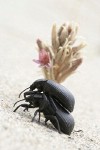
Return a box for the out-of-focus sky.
[0,0,100,58]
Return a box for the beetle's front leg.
[13,104,29,112]
[13,104,34,112]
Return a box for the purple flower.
[33,49,50,67]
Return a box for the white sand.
[0,0,100,150]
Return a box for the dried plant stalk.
[35,22,86,83]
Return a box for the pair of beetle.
[14,79,75,135]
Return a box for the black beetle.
[14,91,75,135]
[19,79,75,112]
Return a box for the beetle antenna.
[18,87,30,98]
[13,99,25,107]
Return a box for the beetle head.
[25,93,42,107]
[30,79,47,91]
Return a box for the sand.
[0,0,100,149]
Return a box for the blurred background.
[0,0,100,59]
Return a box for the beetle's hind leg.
[45,115,61,134]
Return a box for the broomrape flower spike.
[34,22,86,83]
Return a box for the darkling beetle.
[14,91,75,135]
[19,79,75,112]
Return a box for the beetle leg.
[38,111,41,123]
[45,118,49,125]
[19,87,30,98]
[32,109,40,122]
[45,115,61,133]
[24,105,35,111]
[14,104,34,112]
[13,99,25,107]
[32,110,41,123]
[13,104,30,112]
